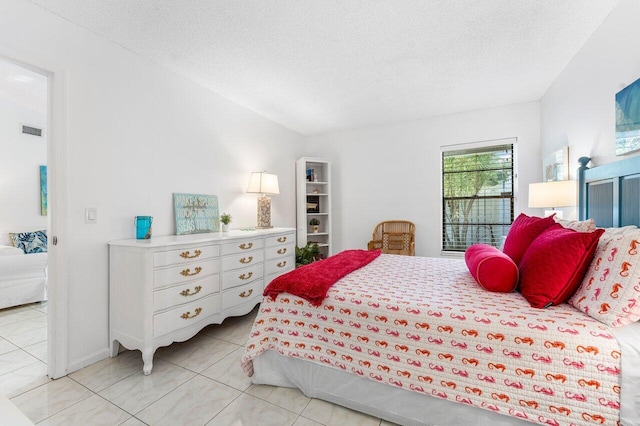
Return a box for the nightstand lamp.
[528,180,576,219]
[247,171,280,228]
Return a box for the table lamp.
[247,171,280,228]
[528,180,576,219]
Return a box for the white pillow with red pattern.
[569,226,640,327]
[554,217,597,232]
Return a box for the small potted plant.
[220,213,232,232]
[295,242,320,267]
[309,218,320,233]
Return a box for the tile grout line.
[0,349,45,381]
[29,378,94,425]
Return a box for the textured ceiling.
[27,0,619,136]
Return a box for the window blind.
[442,143,514,252]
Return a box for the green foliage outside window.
[442,144,514,251]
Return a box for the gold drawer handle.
[239,272,253,280]
[239,242,253,250]
[239,289,253,298]
[180,285,202,297]
[277,237,287,243]
[277,248,287,255]
[240,256,253,264]
[277,261,287,268]
[180,250,201,259]
[180,267,202,277]
[181,307,202,320]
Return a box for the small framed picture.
[306,195,319,213]
[542,147,569,181]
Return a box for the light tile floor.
[0,303,396,425]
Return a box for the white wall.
[306,101,541,257]
[1,0,305,372]
[541,0,640,169]
[0,97,47,244]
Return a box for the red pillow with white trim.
[465,244,519,293]
[518,224,604,308]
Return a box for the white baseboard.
[66,348,111,375]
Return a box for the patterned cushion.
[569,226,640,327]
[502,213,556,265]
[464,244,518,293]
[554,216,597,232]
[519,224,603,308]
[9,230,47,254]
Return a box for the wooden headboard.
[578,155,640,227]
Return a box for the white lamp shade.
[528,180,577,208]
[247,172,280,195]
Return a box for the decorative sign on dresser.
[108,227,295,374]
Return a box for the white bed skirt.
[253,350,533,426]
[0,277,46,310]
[0,252,47,310]
[612,322,640,426]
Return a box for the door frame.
[0,50,69,379]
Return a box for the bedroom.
[0,61,48,308]
[1,0,640,425]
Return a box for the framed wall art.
[173,193,219,235]
[39,165,47,216]
[542,147,569,182]
[616,76,640,156]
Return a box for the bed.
[0,230,48,310]
[242,155,640,426]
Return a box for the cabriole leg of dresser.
[109,339,120,357]
[142,348,154,375]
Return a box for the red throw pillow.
[465,244,518,293]
[518,224,604,308]
[502,213,556,265]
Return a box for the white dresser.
[108,228,295,374]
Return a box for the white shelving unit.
[296,157,332,258]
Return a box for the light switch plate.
[85,208,97,224]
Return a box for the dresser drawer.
[153,293,221,337]
[153,275,220,312]
[265,256,294,276]
[154,258,220,289]
[154,245,219,268]
[221,250,264,271]
[265,233,294,247]
[265,271,287,287]
[265,242,294,260]
[221,263,263,291]
[222,280,263,311]
[221,239,263,256]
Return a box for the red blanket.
[263,249,381,306]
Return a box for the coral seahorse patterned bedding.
[242,255,623,426]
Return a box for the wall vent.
[21,125,43,137]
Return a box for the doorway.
[0,53,67,381]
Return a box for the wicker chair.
[367,220,416,256]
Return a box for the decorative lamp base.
[257,195,273,228]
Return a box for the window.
[442,142,515,252]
